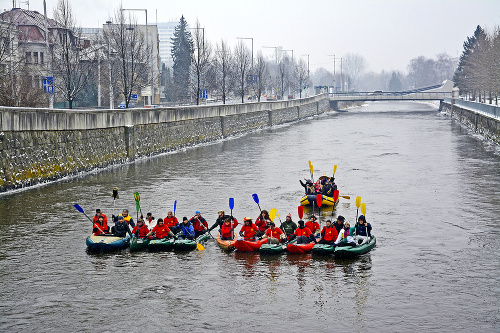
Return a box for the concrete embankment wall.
[0,94,330,192]
[440,99,500,144]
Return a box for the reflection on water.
[1,102,499,332]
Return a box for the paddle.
[332,190,339,217]
[228,197,235,239]
[360,202,368,243]
[356,196,361,222]
[308,160,314,182]
[134,192,141,221]
[298,206,304,220]
[316,194,323,222]
[112,187,119,216]
[341,195,351,199]
[252,193,262,214]
[74,204,104,234]
[333,165,337,175]
[173,200,177,217]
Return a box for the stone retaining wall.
[0,94,330,192]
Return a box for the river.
[0,101,499,332]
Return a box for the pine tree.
[171,16,193,102]
[388,72,402,91]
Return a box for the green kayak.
[312,243,336,255]
[334,235,376,257]
[260,238,296,255]
[148,238,175,252]
[173,233,210,251]
[130,237,150,252]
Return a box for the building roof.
[0,8,59,29]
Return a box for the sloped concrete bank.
[440,99,500,145]
[0,94,329,192]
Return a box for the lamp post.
[327,54,337,92]
[121,8,151,105]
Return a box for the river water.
[1,101,499,332]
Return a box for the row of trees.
[454,25,500,104]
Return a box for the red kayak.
[234,238,267,252]
[287,242,316,254]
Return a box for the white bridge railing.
[329,91,451,101]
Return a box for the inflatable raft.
[130,237,150,252]
[216,234,237,251]
[334,235,376,257]
[312,243,336,255]
[287,241,316,254]
[300,194,338,207]
[173,233,210,251]
[86,234,130,252]
[234,238,267,252]
[148,238,175,252]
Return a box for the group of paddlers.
[91,207,372,247]
[300,176,338,197]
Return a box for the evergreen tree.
[171,16,193,102]
[388,72,402,91]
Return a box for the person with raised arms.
[132,218,150,239]
[280,213,298,242]
[239,217,258,240]
[93,214,109,235]
[209,210,233,233]
[220,216,239,240]
[255,210,271,237]
[163,211,179,234]
[190,210,208,238]
[294,220,313,244]
[335,221,357,247]
[178,217,195,240]
[146,218,175,240]
[299,179,315,195]
[318,220,338,245]
[354,215,372,245]
[262,221,285,244]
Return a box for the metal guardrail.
[444,98,499,118]
[329,91,451,101]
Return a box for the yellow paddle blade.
[341,195,350,199]
[269,208,276,222]
[334,165,337,174]
[275,209,281,221]
[360,203,366,216]
[197,242,205,251]
[308,160,312,168]
[356,196,361,209]
[309,164,313,175]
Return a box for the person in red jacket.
[220,216,239,240]
[132,219,150,238]
[164,211,179,234]
[294,220,313,244]
[263,221,285,244]
[318,220,338,245]
[92,209,108,226]
[190,211,208,238]
[146,218,175,239]
[255,210,271,236]
[93,214,109,235]
[239,217,258,240]
[305,215,320,236]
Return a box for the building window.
[40,52,44,64]
[25,52,31,63]
[33,52,38,64]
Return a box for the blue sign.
[43,76,54,94]
[199,89,207,99]
[131,94,138,99]
[246,75,257,84]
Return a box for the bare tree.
[233,40,251,103]
[190,20,212,105]
[214,39,232,104]
[277,54,290,99]
[254,51,268,102]
[343,53,367,91]
[104,6,148,108]
[296,58,308,98]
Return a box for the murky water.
[1,101,499,332]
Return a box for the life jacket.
[305,221,320,233]
[294,227,312,237]
[321,226,337,241]
[240,224,258,239]
[152,224,171,239]
[93,220,109,235]
[121,214,132,224]
[93,213,108,225]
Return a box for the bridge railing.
[444,97,500,118]
[329,91,451,99]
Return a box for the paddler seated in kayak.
[239,217,259,240]
[178,217,195,240]
[146,218,176,240]
[132,218,150,238]
[280,213,297,242]
[190,210,208,238]
[335,221,357,247]
[354,215,372,245]
[145,212,156,230]
[318,220,338,245]
[294,220,313,244]
[220,216,239,240]
[111,215,132,237]
[262,221,285,244]
[209,210,233,233]
[93,214,109,235]
[305,215,320,240]
[255,210,271,237]
[299,179,315,195]
[164,211,179,234]
[92,209,108,227]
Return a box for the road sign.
[246,75,257,84]
[43,76,54,94]
[131,94,138,99]
[199,89,207,99]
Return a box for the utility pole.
[43,0,53,108]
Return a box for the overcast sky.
[3,0,500,73]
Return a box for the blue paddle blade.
[252,193,259,204]
[174,200,177,212]
[229,198,234,210]
[74,204,84,214]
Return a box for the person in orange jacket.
[220,216,239,240]
[146,218,175,240]
[294,220,313,244]
[93,214,109,235]
[92,209,108,226]
[239,217,259,240]
[262,221,285,244]
[164,211,179,234]
[132,219,150,238]
[305,215,320,236]
[318,220,338,245]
